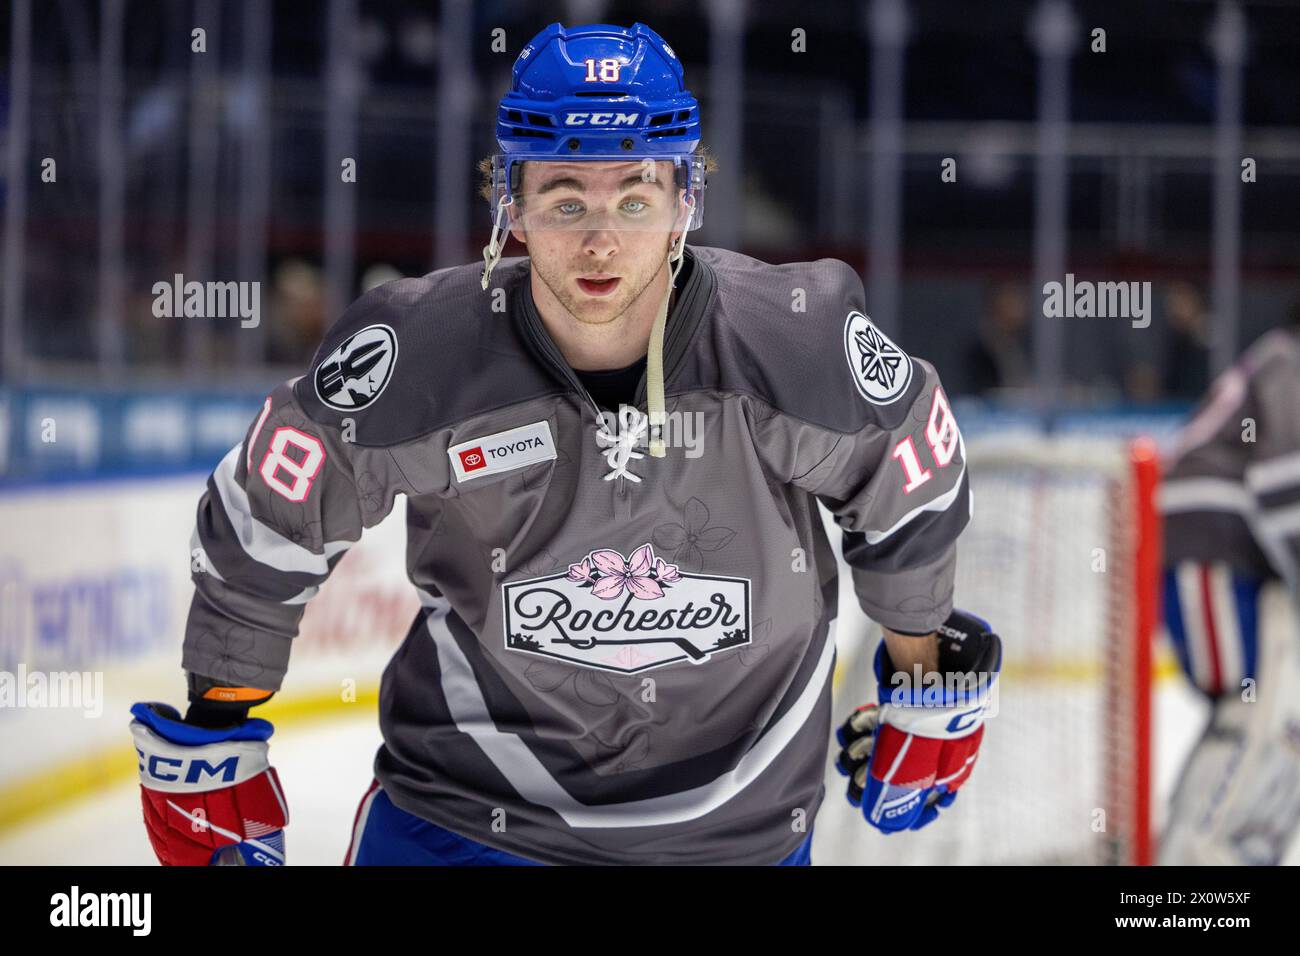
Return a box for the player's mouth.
[576,275,621,297]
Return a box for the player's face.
[509,160,684,325]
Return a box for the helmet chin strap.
[480,197,513,291]
[646,226,688,458]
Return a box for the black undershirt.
[571,254,690,413]
[575,356,647,413]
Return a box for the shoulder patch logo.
[843,311,912,405]
[313,324,398,411]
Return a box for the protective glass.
[486,154,706,234]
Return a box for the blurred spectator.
[266,259,327,366]
[1123,361,1161,403]
[361,263,404,293]
[964,281,1032,395]
[1161,281,1211,400]
[125,251,187,367]
[739,171,799,250]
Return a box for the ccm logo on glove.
[835,610,1002,834]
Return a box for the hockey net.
[820,432,1159,865]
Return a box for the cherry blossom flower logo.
[566,544,681,601]
[651,497,736,572]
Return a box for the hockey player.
[129,22,998,866]
[1158,306,1300,865]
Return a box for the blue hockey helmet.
[484,22,706,235]
[498,22,700,161]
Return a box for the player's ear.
[665,193,690,250]
[673,190,693,234]
[505,163,527,245]
[507,202,527,246]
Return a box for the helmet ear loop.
[668,193,695,269]
[647,192,696,460]
[480,194,515,290]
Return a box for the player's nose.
[582,225,620,260]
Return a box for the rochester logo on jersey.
[502,544,751,674]
[843,311,912,405]
[449,420,556,483]
[314,324,398,411]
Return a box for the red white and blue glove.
[130,701,288,866]
[836,610,1001,833]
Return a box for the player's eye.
[556,201,584,216]
[621,200,648,215]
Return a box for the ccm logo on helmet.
[564,112,640,127]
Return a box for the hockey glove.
[836,610,1001,833]
[130,701,288,865]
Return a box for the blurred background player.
[1157,303,1300,865]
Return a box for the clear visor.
[488,154,705,233]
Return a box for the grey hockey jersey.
[1160,327,1300,590]
[184,246,972,864]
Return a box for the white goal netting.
[816,433,1156,865]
